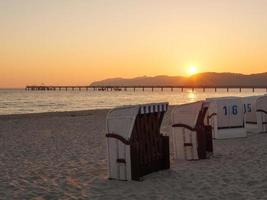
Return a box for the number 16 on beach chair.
[206,97,247,139]
[171,101,213,160]
[106,102,170,181]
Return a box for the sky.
[1,0,267,88]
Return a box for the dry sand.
[0,108,267,200]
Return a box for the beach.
[1,108,267,200]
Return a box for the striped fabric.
[139,103,168,114]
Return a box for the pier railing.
[25,85,267,92]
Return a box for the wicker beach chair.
[206,97,246,139]
[242,95,263,133]
[171,101,213,160]
[106,102,169,181]
[256,95,267,133]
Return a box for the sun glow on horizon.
[187,66,198,76]
[1,1,267,88]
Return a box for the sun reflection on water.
[187,91,197,102]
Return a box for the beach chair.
[171,101,213,160]
[242,95,263,133]
[206,97,246,139]
[256,95,267,133]
[106,102,169,181]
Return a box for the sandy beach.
[1,108,267,200]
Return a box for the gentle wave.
[0,89,266,115]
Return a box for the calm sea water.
[0,88,266,115]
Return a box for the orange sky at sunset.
[1,0,267,88]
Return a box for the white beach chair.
[106,102,169,181]
[171,101,213,160]
[256,96,267,133]
[242,95,263,133]
[206,97,246,139]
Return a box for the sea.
[0,88,266,115]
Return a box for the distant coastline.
[90,72,267,87]
[22,72,267,91]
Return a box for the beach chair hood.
[106,103,168,141]
[172,101,203,128]
[106,106,139,141]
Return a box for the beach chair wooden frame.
[256,96,267,133]
[106,102,169,181]
[172,101,213,160]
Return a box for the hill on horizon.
[90,72,267,87]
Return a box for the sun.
[187,66,198,76]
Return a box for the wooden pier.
[25,85,267,92]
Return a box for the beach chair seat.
[206,97,246,139]
[106,102,169,181]
[256,96,267,133]
[171,101,213,160]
